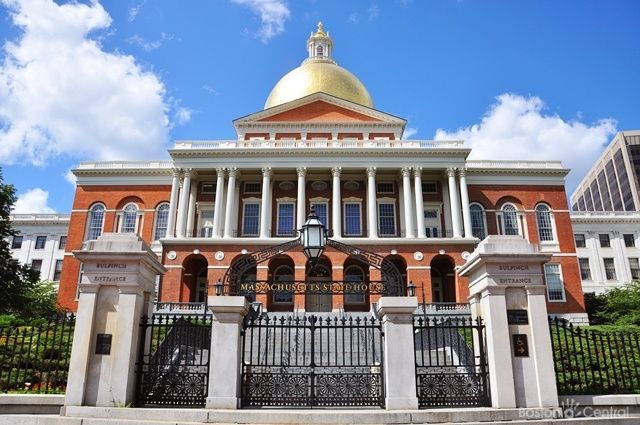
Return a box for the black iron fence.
[0,315,75,393]
[135,313,212,407]
[240,313,384,408]
[550,318,640,395]
[413,316,490,408]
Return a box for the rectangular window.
[277,202,296,236]
[376,182,394,194]
[35,236,47,249]
[624,234,636,248]
[198,209,215,237]
[578,258,591,280]
[422,182,438,194]
[11,235,23,249]
[603,258,617,280]
[574,234,586,248]
[344,203,362,236]
[58,236,67,250]
[242,203,260,236]
[244,182,261,194]
[311,202,328,228]
[31,259,43,277]
[629,258,640,280]
[201,183,216,194]
[53,259,63,281]
[599,234,611,248]
[544,263,565,301]
[424,209,440,238]
[378,202,396,236]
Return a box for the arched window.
[499,203,520,236]
[121,203,139,233]
[273,265,294,304]
[535,204,554,242]
[469,203,487,239]
[87,204,105,241]
[345,265,365,305]
[153,203,170,240]
[316,45,324,57]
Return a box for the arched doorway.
[305,256,332,312]
[343,256,370,312]
[230,254,257,302]
[430,255,456,302]
[385,255,408,295]
[267,255,295,312]
[182,254,208,303]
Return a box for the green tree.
[591,280,640,326]
[0,169,43,317]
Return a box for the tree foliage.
[587,280,640,326]
[0,169,59,318]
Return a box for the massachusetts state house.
[57,23,586,322]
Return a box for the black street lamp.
[407,281,416,297]
[301,207,326,264]
[214,279,224,296]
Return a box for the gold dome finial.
[312,21,328,38]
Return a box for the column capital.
[261,166,273,178]
[400,166,411,178]
[446,167,456,178]
[216,168,225,177]
[412,166,422,178]
[458,167,467,178]
[366,166,377,178]
[296,166,307,178]
[183,168,194,179]
[227,167,238,178]
[171,168,182,178]
[331,166,342,177]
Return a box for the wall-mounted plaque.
[507,309,529,325]
[95,333,112,355]
[512,334,529,357]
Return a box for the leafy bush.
[587,280,640,326]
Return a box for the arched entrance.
[430,255,456,302]
[385,255,407,295]
[229,254,257,302]
[343,256,370,312]
[267,255,295,312]
[182,254,208,302]
[305,256,332,312]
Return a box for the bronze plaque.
[512,334,529,357]
[507,309,529,325]
[95,333,112,355]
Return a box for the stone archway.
[430,255,456,302]
[182,254,208,302]
[305,256,332,312]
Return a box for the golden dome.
[264,22,373,110]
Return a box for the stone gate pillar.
[458,236,558,409]
[65,234,166,407]
[377,296,419,410]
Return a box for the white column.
[260,167,272,238]
[459,167,473,238]
[296,167,306,230]
[401,167,415,238]
[223,168,237,238]
[447,167,462,238]
[165,169,180,238]
[186,178,197,238]
[331,167,342,237]
[212,168,225,238]
[414,167,426,238]
[176,168,192,238]
[366,167,378,238]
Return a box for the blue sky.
[0,0,638,213]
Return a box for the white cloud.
[434,93,617,191]
[367,4,380,21]
[203,84,220,96]
[403,127,418,139]
[173,106,193,126]
[64,169,76,185]
[128,0,146,22]
[12,188,55,213]
[127,32,173,52]
[347,13,359,24]
[231,0,291,43]
[0,0,174,165]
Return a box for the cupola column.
[414,167,426,238]
[331,167,342,237]
[296,167,307,230]
[166,168,181,238]
[223,168,237,238]
[459,168,473,238]
[447,167,463,238]
[260,167,273,238]
[367,167,378,238]
[212,168,225,238]
[401,167,415,238]
[176,169,192,238]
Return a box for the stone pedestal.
[377,296,419,410]
[458,236,558,409]
[205,296,250,409]
[65,234,166,407]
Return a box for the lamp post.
[301,207,327,265]
[407,281,416,297]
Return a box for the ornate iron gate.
[135,313,211,407]
[240,313,384,408]
[413,315,490,408]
